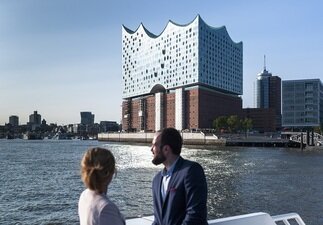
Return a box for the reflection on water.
[109,144,156,170]
[0,140,323,224]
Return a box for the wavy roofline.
[122,15,242,45]
[122,23,157,38]
[198,16,242,45]
[122,15,200,38]
[122,15,199,38]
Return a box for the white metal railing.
[289,132,323,146]
[272,213,306,225]
[126,212,307,225]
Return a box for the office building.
[241,58,282,132]
[9,115,19,127]
[282,79,323,128]
[99,121,119,132]
[28,111,41,131]
[80,112,95,125]
[253,58,282,130]
[256,62,281,113]
[122,15,243,131]
[29,111,41,125]
[242,108,276,132]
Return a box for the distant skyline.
[1,0,323,125]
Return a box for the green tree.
[241,118,253,138]
[312,124,322,134]
[314,126,321,134]
[227,115,240,133]
[213,116,228,132]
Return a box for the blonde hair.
[81,147,115,193]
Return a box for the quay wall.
[98,132,302,148]
[98,132,155,143]
[98,132,226,146]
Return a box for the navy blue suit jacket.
[152,156,208,225]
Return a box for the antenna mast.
[264,55,266,70]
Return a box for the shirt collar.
[162,156,180,177]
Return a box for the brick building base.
[122,86,242,132]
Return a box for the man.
[151,127,208,225]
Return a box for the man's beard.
[152,150,166,165]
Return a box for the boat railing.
[125,212,306,225]
[272,212,306,225]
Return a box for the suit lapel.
[162,157,184,207]
[157,172,164,208]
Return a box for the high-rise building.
[9,115,19,127]
[256,56,281,130]
[80,112,95,125]
[29,111,41,125]
[282,79,323,128]
[121,15,243,131]
[28,111,41,131]
[241,57,282,132]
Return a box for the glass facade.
[80,112,95,125]
[257,75,270,108]
[122,15,243,99]
[282,79,323,127]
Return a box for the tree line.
[213,115,253,133]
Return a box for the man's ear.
[163,145,170,154]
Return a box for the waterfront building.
[9,115,19,127]
[256,59,281,113]
[29,111,41,125]
[121,15,243,131]
[72,124,80,134]
[242,108,276,132]
[241,58,281,133]
[99,121,119,132]
[28,111,41,131]
[80,112,94,125]
[282,79,323,129]
[255,56,281,131]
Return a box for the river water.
[0,139,322,225]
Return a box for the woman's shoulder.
[79,189,110,208]
[100,197,125,225]
[93,193,114,210]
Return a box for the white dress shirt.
[161,157,179,201]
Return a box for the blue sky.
[1,0,322,125]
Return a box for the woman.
[78,147,125,225]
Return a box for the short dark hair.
[160,127,182,155]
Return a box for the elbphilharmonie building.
[122,15,243,131]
